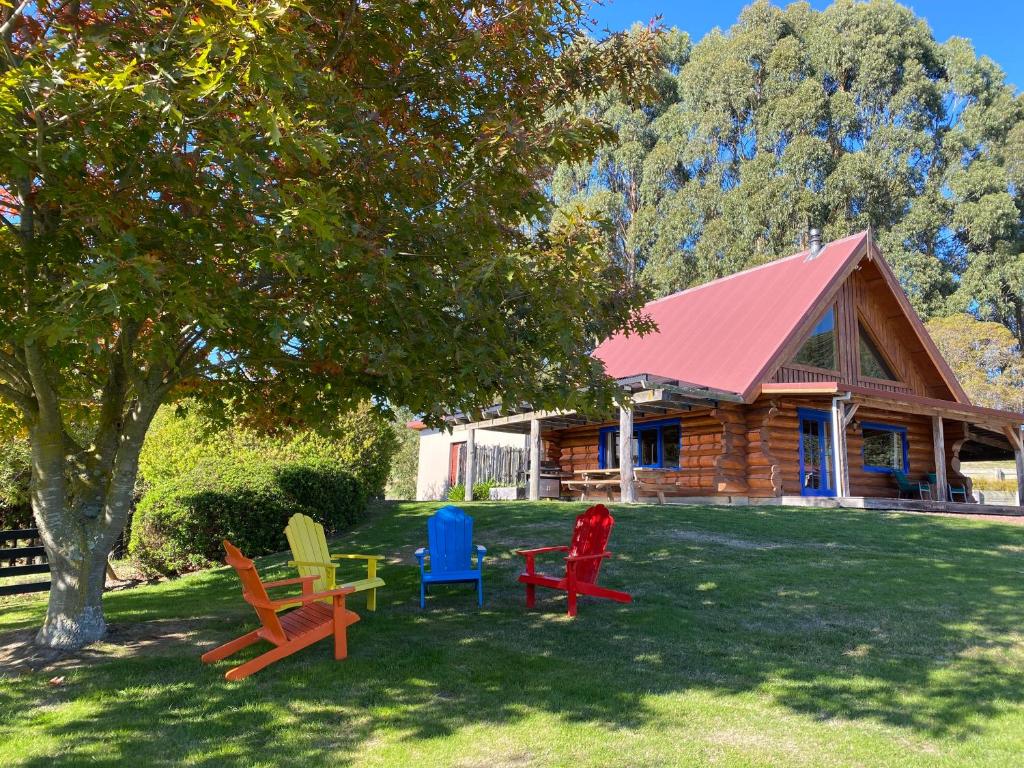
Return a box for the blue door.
[798,408,836,497]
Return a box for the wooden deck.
[648,494,1023,517]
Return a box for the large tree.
[553,0,1023,324]
[0,0,658,648]
[926,315,1024,413]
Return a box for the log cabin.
[418,230,1024,512]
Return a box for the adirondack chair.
[201,540,360,681]
[927,472,969,502]
[415,505,486,608]
[893,469,931,499]
[516,504,632,617]
[284,513,385,611]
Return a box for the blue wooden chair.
[415,506,486,608]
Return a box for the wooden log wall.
[747,395,969,498]
[746,399,784,497]
[555,409,746,497]
[845,406,936,497]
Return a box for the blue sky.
[589,1,1024,92]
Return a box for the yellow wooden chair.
[283,513,385,611]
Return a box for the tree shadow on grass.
[3,501,1024,765]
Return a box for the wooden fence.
[0,527,50,596]
[456,444,529,487]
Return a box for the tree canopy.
[0,0,660,647]
[926,314,1024,413]
[551,0,1024,345]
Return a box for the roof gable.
[592,231,969,404]
[593,232,868,399]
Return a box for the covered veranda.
[445,374,741,502]
[762,382,1024,512]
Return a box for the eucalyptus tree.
[647,0,1022,312]
[0,0,659,648]
[550,25,690,286]
[554,1,1023,325]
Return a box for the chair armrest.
[245,583,354,609]
[475,544,486,568]
[285,586,356,606]
[414,547,428,560]
[331,553,385,561]
[288,560,338,571]
[566,551,612,563]
[515,545,568,558]
[263,575,320,590]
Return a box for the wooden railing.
[0,527,50,596]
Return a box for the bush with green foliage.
[0,434,31,529]
[446,480,498,502]
[386,407,420,500]
[130,453,366,576]
[129,401,387,574]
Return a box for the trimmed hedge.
[131,400,393,575]
[130,453,366,575]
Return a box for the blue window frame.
[797,408,836,497]
[861,422,909,474]
[598,418,681,469]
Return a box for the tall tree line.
[552,0,1024,346]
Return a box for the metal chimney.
[808,228,822,258]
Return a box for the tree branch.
[0,380,35,417]
[0,0,32,40]
[0,349,30,390]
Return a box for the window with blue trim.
[861,422,908,473]
[599,418,681,469]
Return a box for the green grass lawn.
[2,501,1024,767]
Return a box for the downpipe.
[831,392,852,498]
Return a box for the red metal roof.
[593,231,869,399]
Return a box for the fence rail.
[0,527,50,596]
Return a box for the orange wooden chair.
[516,504,632,617]
[201,540,360,681]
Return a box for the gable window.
[861,422,908,474]
[792,306,836,370]
[859,324,897,380]
[599,419,681,470]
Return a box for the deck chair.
[516,504,632,617]
[893,470,931,500]
[284,513,385,611]
[415,505,486,608]
[927,473,969,502]
[201,540,359,681]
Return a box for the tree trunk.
[35,535,110,648]
[29,390,157,650]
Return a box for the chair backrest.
[285,513,333,591]
[223,540,287,644]
[568,504,615,584]
[892,469,913,490]
[426,505,474,574]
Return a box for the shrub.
[130,451,367,576]
[446,479,497,502]
[275,461,367,532]
[386,407,419,500]
[285,402,398,498]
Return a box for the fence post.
[464,428,476,501]
[529,419,541,501]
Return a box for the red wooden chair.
[201,540,360,681]
[516,504,632,617]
